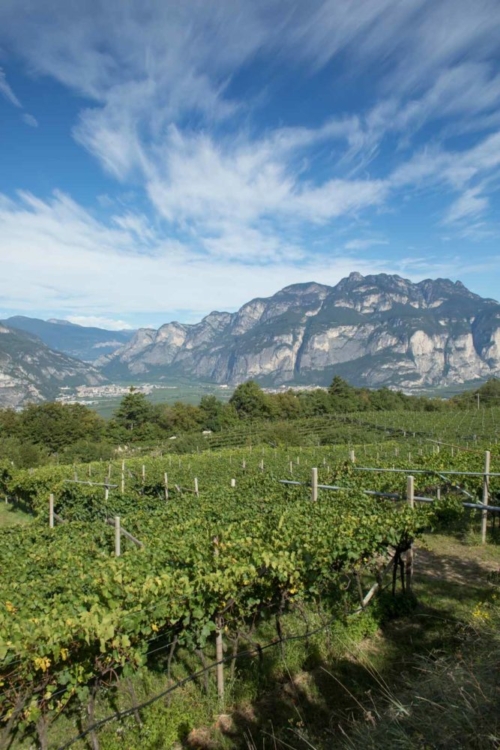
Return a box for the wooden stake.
[194,477,199,496]
[121,460,125,496]
[407,476,414,509]
[289,461,293,475]
[115,516,121,557]
[213,536,224,701]
[481,450,491,544]
[406,476,415,592]
[216,622,224,701]
[311,468,318,502]
[142,464,146,485]
[49,494,54,528]
[230,478,236,488]
[349,450,356,463]
[164,472,169,501]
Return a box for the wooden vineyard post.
[142,464,146,486]
[406,476,415,592]
[164,473,169,501]
[289,461,293,475]
[213,536,224,702]
[242,460,246,470]
[194,478,199,497]
[260,459,264,472]
[349,450,356,463]
[104,483,109,503]
[49,494,54,529]
[481,450,491,544]
[311,468,318,502]
[230,478,236,488]
[115,516,121,557]
[121,460,125,496]
[108,463,112,479]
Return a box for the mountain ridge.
[0,323,107,408]
[96,273,500,390]
[5,316,135,362]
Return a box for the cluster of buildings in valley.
[262,384,327,394]
[56,383,164,405]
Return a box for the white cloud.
[444,188,489,224]
[392,131,500,191]
[0,66,20,107]
[66,315,133,330]
[344,238,389,251]
[22,112,38,127]
[145,127,388,242]
[0,0,499,305]
[0,189,431,319]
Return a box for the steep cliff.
[98,274,500,390]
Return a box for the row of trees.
[0,378,498,467]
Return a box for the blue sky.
[0,0,500,330]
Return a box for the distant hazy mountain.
[5,316,135,362]
[97,273,500,391]
[0,323,106,408]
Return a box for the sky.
[0,1,500,331]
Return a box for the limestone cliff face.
[99,274,500,390]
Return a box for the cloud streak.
[0,66,21,106]
[0,1,499,318]
[0,190,453,319]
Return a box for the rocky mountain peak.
[96,273,500,392]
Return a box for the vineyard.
[1,421,500,748]
[129,406,500,454]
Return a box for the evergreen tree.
[114,388,152,430]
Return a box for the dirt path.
[417,533,500,578]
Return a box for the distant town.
[56,382,231,406]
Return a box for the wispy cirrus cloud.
[344,238,389,251]
[0,0,499,319]
[21,112,38,127]
[0,66,20,106]
[444,188,490,225]
[0,189,461,320]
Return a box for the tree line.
[0,377,499,467]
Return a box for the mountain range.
[0,323,105,408]
[97,273,500,390]
[4,316,135,361]
[2,273,500,407]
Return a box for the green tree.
[114,388,153,431]
[18,402,105,452]
[328,376,361,412]
[229,380,273,419]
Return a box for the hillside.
[97,273,500,390]
[0,323,106,408]
[5,316,135,361]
